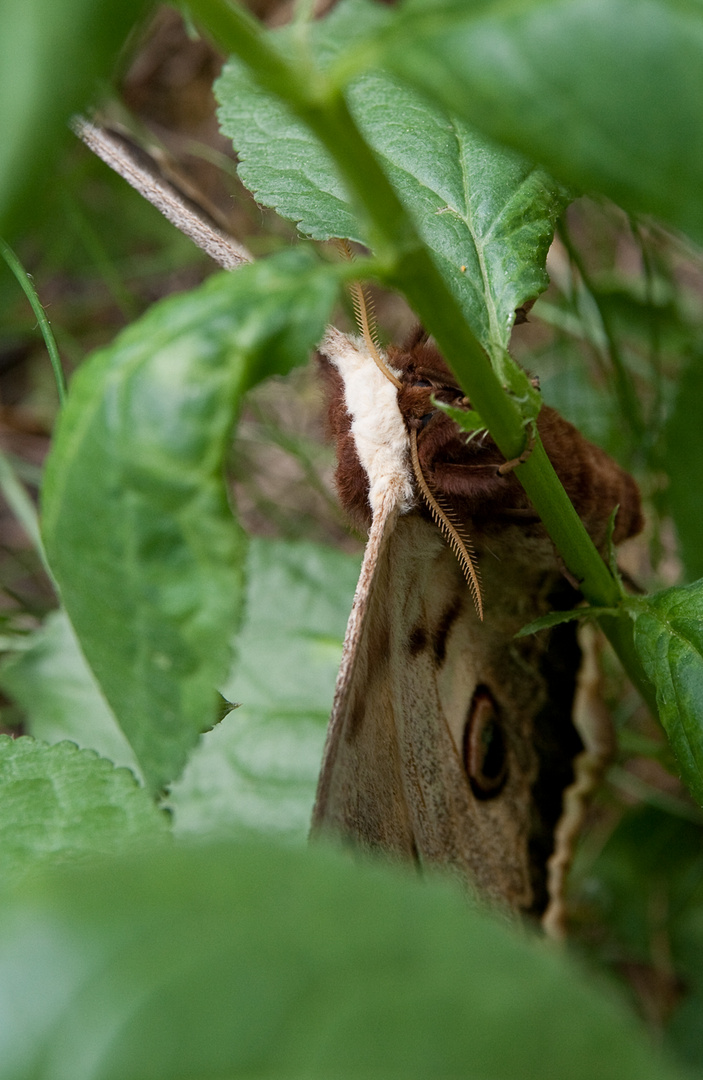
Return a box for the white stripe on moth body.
[321,327,414,517]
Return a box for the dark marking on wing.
[463,687,508,800]
[346,691,366,743]
[408,626,428,655]
[432,596,463,665]
[369,611,390,662]
[344,609,392,744]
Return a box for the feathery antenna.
[410,427,484,620]
[337,240,402,390]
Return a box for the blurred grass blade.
[0,235,66,404]
[0,447,47,569]
[0,0,149,236]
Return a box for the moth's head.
[389,339,470,428]
[386,334,518,518]
[388,334,487,444]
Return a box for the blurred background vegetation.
[2,2,703,1070]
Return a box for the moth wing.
[311,490,417,858]
[312,504,560,911]
[313,326,581,914]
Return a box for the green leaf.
[0,0,147,236]
[215,0,390,244]
[435,399,485,434]
[0,609,138,774]
[382,0,703,246]
[0,838,686,1080]
[516,606,619,638]
[170,537,360,840]
[0,537,359,839]
[628,582,703,805]
[536,343,628,461]
[41,249,339,793]
[0,736,168,885]
[665,352,703,582]
[216,0,570,353]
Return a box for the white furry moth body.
[312,328,642,918]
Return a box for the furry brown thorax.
[321,328,643,554]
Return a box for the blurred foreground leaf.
[0,838,686,1080]
[382,0,703,246]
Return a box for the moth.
[311,303,642,924]
[73,118,643,926]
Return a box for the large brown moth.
[73,118,643,927]
[312,297,643,924]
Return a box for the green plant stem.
[189,0,653,702]
[0,236,67,406]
